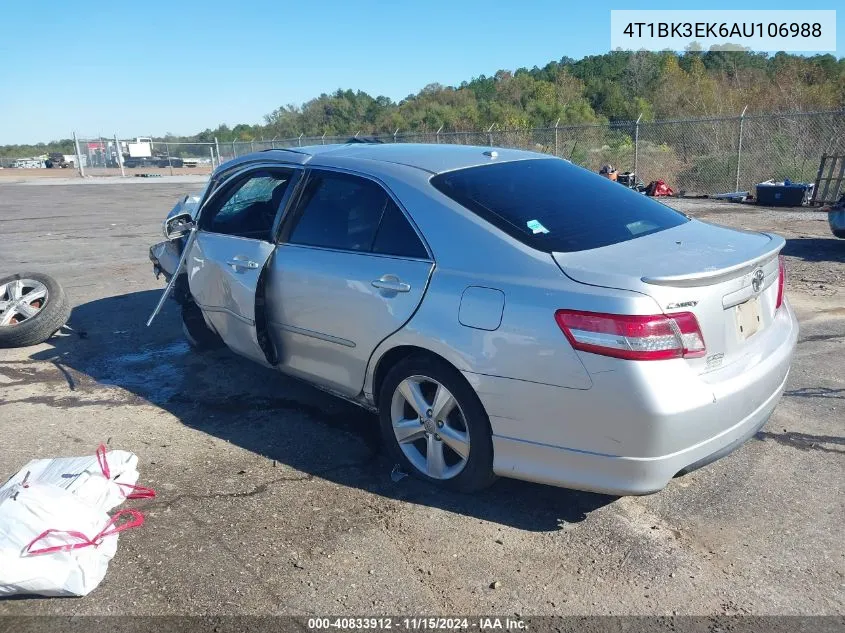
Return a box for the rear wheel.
[379,354,495,493]
[181,301,223,350]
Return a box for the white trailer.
[124,137,153,158]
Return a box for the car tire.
[0,272,70,348]
[181,301,223,351]
[832,229,845,239]
[379,354,496,493]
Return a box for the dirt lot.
[0,183,842,617]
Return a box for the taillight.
[554,310,706,361]
[776,255,786,310]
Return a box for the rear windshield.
[430,158,688,253]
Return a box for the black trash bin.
[756,181,811,207]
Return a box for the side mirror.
[162,212,195,240]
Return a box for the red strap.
[95,509,145,539]
[25,509,145,556]
[23,529,97,555]
[95,444,156,499]
[117,482,156,499]
[95,443,111,479]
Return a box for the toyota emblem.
[751,268,765,294]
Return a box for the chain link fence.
[68,136,217,177]
[5,111,842,196]
[219,110,844,196]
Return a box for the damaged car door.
[266,169,434,396]
[186,166,300,365]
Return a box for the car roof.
[215,143,549,177]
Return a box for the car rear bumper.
[465,300,798,495]
[488,369,786,495]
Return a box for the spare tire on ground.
[0,273,71,348]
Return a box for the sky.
[0,0,841,145]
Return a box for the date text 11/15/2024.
[307,617,527,631]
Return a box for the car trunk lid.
[552,220,785,374]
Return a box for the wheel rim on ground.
[390,374,470,480]
[0,279,48,326]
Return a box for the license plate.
[735,297,762,340]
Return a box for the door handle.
[371,275,411,293]
[226,256,260,271]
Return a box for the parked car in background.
[122,157,157,169]
[44,153,73,168]
[123,156,184,169]
[823,194,845,238]
[10,159,44,168]
[148,143,798,495]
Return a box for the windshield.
[430,158,688,253]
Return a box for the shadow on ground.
[25,289,614,531]
[782,236,845,263]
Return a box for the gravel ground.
[0,184,842,617]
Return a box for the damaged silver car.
[149,143,798,494]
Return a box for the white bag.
[0,482,143,597]
[0,444,154,513]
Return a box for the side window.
[288,172,388,252]
[202,170,292,240]
[372,201,428,259]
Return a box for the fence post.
[73,132,85,178]
[232,140,236,158]
[214,137,220,164]
[298,133,303,147]
[736,105,748,193]
[251,140,255,152]
[487,123,495,147]
[209,146,215,170]
[321,132,326,145]
[393,129,399,143]
[165,142,174,176]
[436,125,443,144]
[633,113,642,179]
[554,118,561,156]
[114,134,125,177]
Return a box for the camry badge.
[666,300,698,309]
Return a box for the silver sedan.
[149,143,798,495]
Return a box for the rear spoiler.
[641,233,785,288]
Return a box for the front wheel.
[181,301,223,351]
[379,354,496,493]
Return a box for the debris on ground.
[810,153,845,206]
[0,272,71,348]
[0,444,154,597]
[646,179,674,197]
[390,464,408,482]
[599,164,618,181]
[713,191,750,202]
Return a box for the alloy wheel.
[0,279,49,327]
[390,375,470,480]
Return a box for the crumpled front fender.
[149,240,182,281]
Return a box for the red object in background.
[646,180,674,197]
